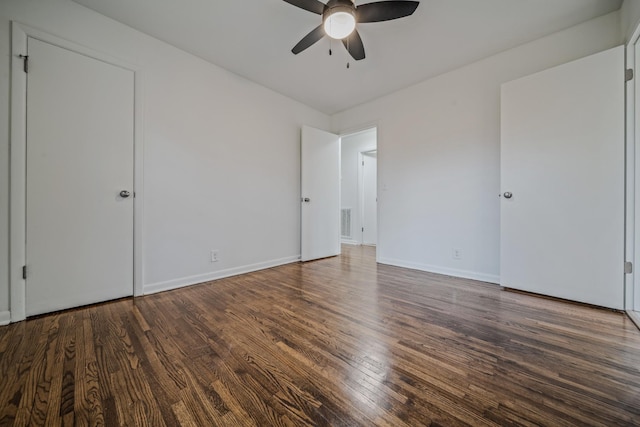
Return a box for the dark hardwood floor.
[1,245,640,426]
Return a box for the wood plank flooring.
[1,245,640,426]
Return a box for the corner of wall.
[622,0,640,42]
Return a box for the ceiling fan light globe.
[324,10,356,39]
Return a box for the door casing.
[361,151,377,245]
[628,23,640,314]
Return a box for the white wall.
[332,12,622,284]
[0,0,330,317]
[340,129,377,244]
[622,0,640,41]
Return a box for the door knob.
[120,190,131,198]
[302,197,310,202]
[503,192,513,199]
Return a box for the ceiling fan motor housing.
[323,0,357,17]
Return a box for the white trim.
[630,22,640,312]
[375,126,381,264]
[627,35,635,311]
[11,22,137,72]
[9,22,144,322]
[0,311,10,326]
[143,256,301,295]
[336,121,380,138]
[378,257,501,285]
[341,239,360,245]
[133,72,145,297]
[10,22,28,323]
[627,310,640,331]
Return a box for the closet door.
[500,46,624,309]
[26,37,134,316]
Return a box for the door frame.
[359,149,377,245]
[629,22,640,315]
[9,22,144,323]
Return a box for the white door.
[25,38,134,316]
[362,152,377,245]
[301,126,341,261]
[500,46,624,309]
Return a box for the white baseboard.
[143,255,301,295]
[377,257,500,285]
[341,239,360,245]
[627,310,640,331]
[0,311,10,326]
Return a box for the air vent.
[341,208,352,238]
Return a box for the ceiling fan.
[283,0,419,61]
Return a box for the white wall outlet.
[211,250,219,262]
[452,248,462,260]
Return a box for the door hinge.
[362,227,364,232]
[625,261,633,274]
[18,54,28,73]
[626,68,634,82]
[22,265,27,279]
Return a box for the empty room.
[1,0,640,425]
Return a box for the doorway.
[340,128,377,246]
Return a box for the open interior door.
[500,46,624,309]
[301,126,341,261]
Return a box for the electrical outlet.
[452,248,462,260]
[211,250,219,262]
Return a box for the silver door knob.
[120,190,131,198]
[503,192,513,199]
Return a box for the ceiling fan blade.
[356,1,419,23]
[342,30,365,61]
[292,25,325,54]
[282,0,326,15]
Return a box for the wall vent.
[341,208,352,239]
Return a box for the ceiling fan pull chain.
[346,36,350,68]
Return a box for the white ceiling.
[72,0,622,114]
